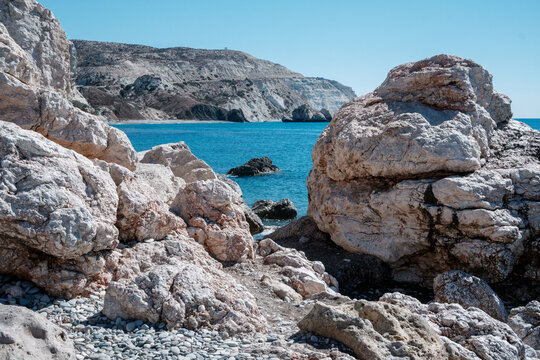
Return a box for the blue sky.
[40,0,540,117]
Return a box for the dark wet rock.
[227,157,280,177]
[252,199,298,220]
[243,204,264,235]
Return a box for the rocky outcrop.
[298,300,449,360]
[508,301,540,353]
[0,304,76,360]
[176,104,247,122]
[103,236,265,335]
[252,199,298,220]
[170,179,254,262]
[381,292,536,360]
[307,54,540,286]
[0,121,119,297]
[434,270,507,321]
[0,0,136,170]
[71,40,355,122]
[227,157,280,177]
[139,142,216,184]
[282,104,331,122]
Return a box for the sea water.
[112,119,540,218]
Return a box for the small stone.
[126,321,137,332]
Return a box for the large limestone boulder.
[0,304,76,360]
[0,121,119,297]
[170,179,254,262]
[308,54,540,285]
[139,142,216,183]
[433,270,507,321]
[103,236,265,335]
[93,160,187,242]
[381,292,536,360]
[0,0,136,169]
[298,300,449,360]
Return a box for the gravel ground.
[0,275,354,359]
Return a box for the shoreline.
[108,119,284,125]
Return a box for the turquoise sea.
[113,118,540,218]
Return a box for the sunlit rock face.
[0,0,136,170]
[308,54,540,285]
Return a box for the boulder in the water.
[227,157,280,177]
[252,199,298,220]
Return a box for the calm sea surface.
[113,118,540,217]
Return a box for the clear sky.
[40,0,540,117]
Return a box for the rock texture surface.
[0,303,76,360]
[308,54,540,286]
[258,239,339,299]
[0,0,136,169]
[94,161,187,242]
[508,301,540,353]
[104,236,265,335]
[298,300,449,360]
[252,199,298,220]
[434,270,507,321]
[140,142,216,184]
[0,121,119,297]
[381,292,536,360]
[71,40,355,121]
[227,157,280,177]
[171,179,254,262]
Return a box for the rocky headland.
[0,1,539,359]
[70,40,356,122]
[282,104,332,122]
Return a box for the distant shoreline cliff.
[70,40,356,122]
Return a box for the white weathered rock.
[96,161,187,242]
[0,121,119,297]
[508,301,540,353]
[0,303,76,360]
[135,162,185,204]
[170,179,254,262]
[0,121,119,258]
[140,142,216,183]
[260,274,303,302]
[103,236,265,335]
[298,300,449,360]
[308,54,540,285]
[433,270,507,321]
[381,292,535,360]
[0,0,136,169]
[258,238,338,299]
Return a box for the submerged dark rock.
[252,199,297,220]
[227,157,280,177]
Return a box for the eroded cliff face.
[70,40,356,121]
[307,54,540,287]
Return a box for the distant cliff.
[70,40,356,122]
